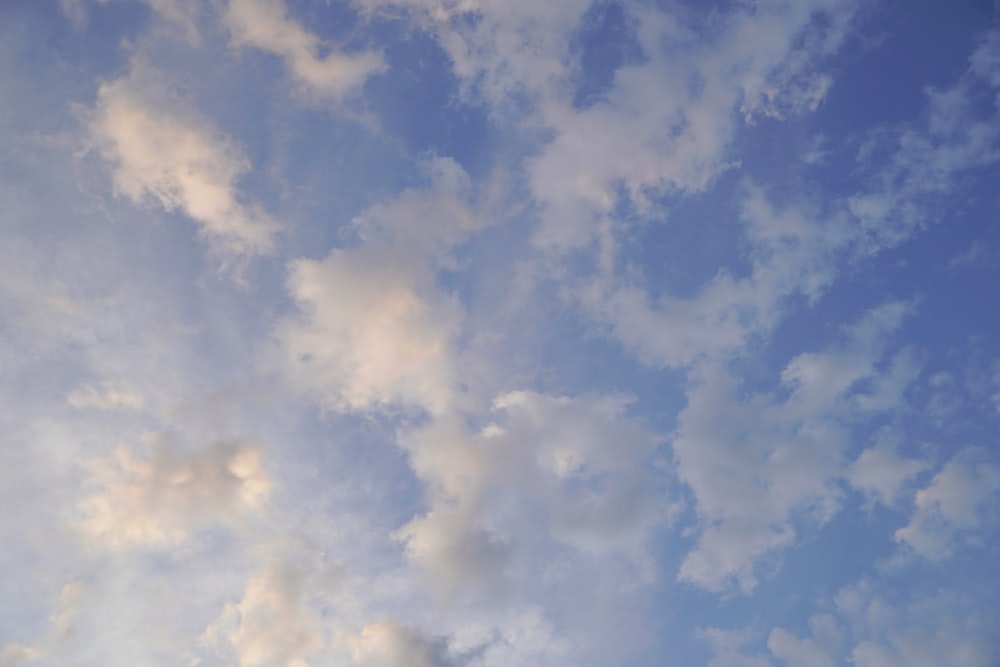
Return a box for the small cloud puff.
[86,63,279,262]
[846,433,929,509]
[894,447,1000,561]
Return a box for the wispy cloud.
[86,63,279,262]
[226,0,386,102]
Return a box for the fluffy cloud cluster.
[78,436,269,548]
[396,390,660,600]
[704,579,1000,667]
[275,158,479,415]
[674,302,917,593]
[203,564,325,667]
[894,448,1000,561]
[839,582,999,667]
[574,26,1000,376]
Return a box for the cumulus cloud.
[700,626,774,667]
[847,433,929,509]
[78,436,269,549]
[529,0,860,250]
[675,302,914,593]
[395,390,660,600]
[767,628,834,667]
[349,0,859,253]
[275,158,479,415]
[894,447,1000,561]
[342,620,455,667]
[87,64,279,261]
[225,0,386,101]
[837,582,1000,667]
[712,579,1000,667]
[278,248,462,415]
[203,563,324,667]
[573,29,1000,376]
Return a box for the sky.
[1,1,999,666]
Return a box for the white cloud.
[203,563,325,667]
[350,1,859,253]
[0,644,39,667]
[700,626,774,667]
[49,581,86,639]
[341,620,454,667]
[578,184,850,368]
[225,0,386,101]
[716,579,999,667]
[353,0,592,109]
[528,0,860,251]
[767,628,834,667]
[894,447,1000,561]
[836,583,999,667]
[0,580,88,667]
[87,64,279,261]
[78,435,270,549]
[142,0,204,42]
[847,432,929,508]
[849,32,1000,250]
[5,4,1000,666]
[274,158,478,415]
[65,0,204,39]
[572,28,1000,376]
[462,608,571,667]
[278,247,462,415]
[395,390,660,600]
[737,0,860,123]
[59,0,88,30]
[675,302,914,593]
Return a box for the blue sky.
[1,1,999,666]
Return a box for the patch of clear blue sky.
[364,22,498,179]
[572,1,646,109]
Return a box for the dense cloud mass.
[2,0,999,665]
